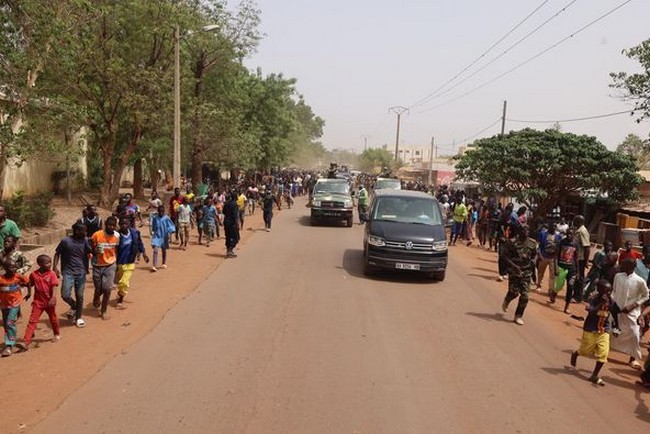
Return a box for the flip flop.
[589,376,605,387]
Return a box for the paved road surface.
[33,198,649,433]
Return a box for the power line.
[412,0,635,116]
[408,0,550,110]
[507,109,632,124]
[418,0,580,107]
[437,117,502,148]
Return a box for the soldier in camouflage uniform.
[501,224,538,325]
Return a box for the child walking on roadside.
[150,205,175,271]
[203,198,218,247]
[54,223,92,328]
[115,217,149,308]
[17,254,60,351]
[177,197,193,250]
[0,258,29,357]
[91,216,120,320]
[0,235,32,274]
[570,279,613,386]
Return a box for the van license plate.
[395,263,420,270]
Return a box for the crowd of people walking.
[439,189,650,389]
[0,171,317,358]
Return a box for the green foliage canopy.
[455,128,643,215]
[611,39,650,123]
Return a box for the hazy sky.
[245,0,650,152]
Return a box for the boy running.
[0,258,29,356]
[570,279,613,386]
[115,217,149,309]
[18,254,60,350]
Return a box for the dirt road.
[31,197,649,432]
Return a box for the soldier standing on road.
[501,224,537,325]
[223,192,240,258]
[357,185,369,223]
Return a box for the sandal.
[630,361,643,370]
[589,376,605,387]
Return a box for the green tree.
[40,0,187,207]
[611,39,650,122]
[455,128,643,216]
[616,133,650,168]
[183,0,261,185]
[0,0,80,198]
[358,148,395,173]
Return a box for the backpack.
[544,233,558,256]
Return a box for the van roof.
[373,189,438,201]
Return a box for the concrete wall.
[2,129,88,199]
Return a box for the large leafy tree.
[39,0,186,207]
[183,0,261,185]
[358,148,401,173]
[617,133,650,169]
[611,39,650,122]
[455,128,643,216]
[0,0,82,198]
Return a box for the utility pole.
[361,135,371,151]
[428,136,434,186]
[501,100,508,135]
[173,25,181,189]
[389,106,409,160]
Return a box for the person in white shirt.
[611,258,650,369]
[177,197,194,250]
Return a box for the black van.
[360,190,448,280]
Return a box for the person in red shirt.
[0,258,29,357]
[17,254,60,350]
[618,240,643,264]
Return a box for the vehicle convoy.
[361,189,448,280]
[310,178,354,227]
[373,177,402,191]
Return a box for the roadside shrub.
[4,191,56,229]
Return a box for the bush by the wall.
[4,191,56,229]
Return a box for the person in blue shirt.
[536,223,562,293]
[150,205,175,272]
[115,217,148,309]
[202,198,218,247]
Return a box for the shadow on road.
[541,365,650,421]
[465,311,510,323]
[299,215,350,228]
[475,256,498,264]
[342,249,440,285]
[297,215,312,227]
[472,266,498,274]
[468,273,498,281]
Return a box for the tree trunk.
[191,150,203,187]
[133,158,144,199]
[99,155,113,209]
[190,59,205,188]
[146,156,160,192]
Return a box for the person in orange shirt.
[90,216,120,320]
[0,258,29,356]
